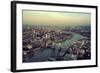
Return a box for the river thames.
[23,32,87,62]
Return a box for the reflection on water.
[24,33,85,62]
[61,33,84,48]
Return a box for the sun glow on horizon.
[23,10,91,26]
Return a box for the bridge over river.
[24,32,85,62]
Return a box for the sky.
[23,10,91,26]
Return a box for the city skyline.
[23,10,91,26]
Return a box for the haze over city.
[23,10,91,26]
[22,10,91,62]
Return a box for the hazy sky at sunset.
[23,10,91,26]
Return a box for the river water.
[24,32,84,62]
